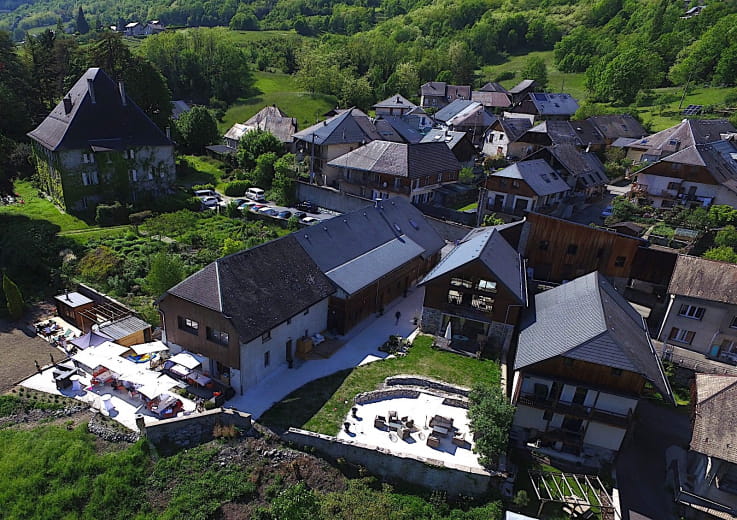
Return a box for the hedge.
[223,180,253,196]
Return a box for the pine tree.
[2,273,24,320]
[76,6,90,34]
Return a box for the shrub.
[192,183,215,192]
[223,180,253,196]
[96,202,130,227]
[2,273,24,320]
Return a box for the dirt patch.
[0,322,66,393]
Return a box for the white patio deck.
[226,286,426,419]
[21,367,197,431]
[336,392,483,470]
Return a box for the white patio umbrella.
[444,321,452,340]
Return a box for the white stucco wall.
[594,392,637,416]
[238,298,329,392]
[513,404,548,431]
[584,422,627,451]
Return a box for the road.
[568,181,632,226]
[616,400,691,520]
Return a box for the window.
[667,181,680,190]
[679,304,705,320]
[80,196,88,209]
[264,351,270,367]
[177,316,199,335]
[721,338,737,353]
[543,409,553,421]
[206,326,229,346]
[477,280,497,293]
[614,256,626,267]
[262,330,271,343]
[447,289,463,305]
[539,240,549,251]
[471,294,494,312]
[81,171,99,185]
[147,169,154,180]
[669,327,695,345]
[572,387,587,405]
[129,169,138,182]
[731,316,737,329]
[566,244,578,255]
[450,278,472,289]
[611,368,622,376]
[125,149,135,159]
[81,152,93,164]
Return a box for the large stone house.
[27,68,176,216]
[328,140,460,204]
[658,255,737,360]
[511,271,673,466]
[419,225,528,356]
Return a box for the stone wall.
[384,375,470,397]
[295,181,372,213]
[420,307,444,336]
[354,388,421,404]
[140,408,251,452]
[282,428,493,497]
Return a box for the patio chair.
[426,435,441,448]
[388,410,398,422]
[405,419,414,429]
[374,415,386,429]
[400,427,410,440]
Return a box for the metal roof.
[97,315,150,340]
[54,291,93,308]
[492,159,571,196]
[434,99,476,123]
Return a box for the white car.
[198,196,218,208]
[301,216,319,225]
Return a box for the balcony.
[518,392,632,429]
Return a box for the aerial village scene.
[2,1,737,519]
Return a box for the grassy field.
[260,335,501,435]
[179,154,231,192]
[219,71,337,133]
[224,29,306,45]
[0,180,91,232]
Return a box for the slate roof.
[295,197,444,294]
[224,123,248,142]
[521,120,606,148]
[655,140,737,191]
[588,114,647,140]
[492,159,571,196]
[28,68,173,151]
[420,129,471,151]
[691,374,737,464]
[516,271,672,400]
[446,85,472,101]
[509,79,537,95]
[373,94,417,110]
[434,100,476,123]
[166,235,336,344]
[624,119,737,155]
[242,105,297,143]
[471,90,511,108]
[543,144,608,187]
[327,141,459,178]
[293,108,395,146]
[420,81,447,97]
[668,255,737,305]
[378,116,425,144]
[446,103,496,128]
[524,93,580,117]
[479,82,508,94]
[488,117,533,142]
[419,226,527,304]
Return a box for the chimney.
[63,96,73,114]
[65,289,70,301]
[118,81,127,107]
[87,78,96,104]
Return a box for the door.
[286,339,293,362]
[514,197,529,212]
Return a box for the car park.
[238,201,257,210]
[250,204,267,212]
[246,187,266,201]
[194,189,220,200]
[296,201,320,214]
[261,208,279,217]
[199,196,219,208]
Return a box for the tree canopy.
[468,382,515,467]
[174,106,219,154]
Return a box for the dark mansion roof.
[327,141,460,178]
[167,235,336,344]
[28,67,172,152]
[516,271,672,400]
[293,108,401,146]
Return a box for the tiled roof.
[509,79,536,95]
[691,374,737,464]
[625,119,736,155]
[516,272,672,399]
[588,114,647,140]
[242,105,297,143]
[479,82,508,94]
[28,68,172,151]
[420,81,447,96]
[526,93,580,116]
[668,255,737,305]
[420,129,470,150]
[471,90,511,108]
[327,141,459,178]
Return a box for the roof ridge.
[698,376,737,406]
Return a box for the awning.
[72,341,129,369]
[71,331,110,350]
[130,341,169,355]
[137,375,179,399]
[169,351,206,370]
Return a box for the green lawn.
[179,155,231,192]
[0,180,91,232]
[631,85,735,131]
[260,335,500,435]
[219,71,337,133]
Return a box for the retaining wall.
[295,182,372,213]
[139,408,251,452]
[384,375,470,397]
[282,428,492,497]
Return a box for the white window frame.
[129,169,138,182]
[679,304,705,320]
[81,152,93,164]
[670,327,695,345]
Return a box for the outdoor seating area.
[34,317,82,353]
[337,391,482,470]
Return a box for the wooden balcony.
[518,392,632,429]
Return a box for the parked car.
[238,201,257,210]
[232,198,247,207]
[199,196,218,208]
[261,208,279,217]
[194,189,220,200]
[250,204,267,212]
[296,201,320,214]
[293,211,306,220]
[277,210,292,219]
[301,216,319,225]
[246,187,266,201]
[600,205,614,219]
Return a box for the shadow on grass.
[259,368,352,433]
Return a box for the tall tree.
[2,272,24,320]
[145,252,184,296]
[174,106,219,154]
[75,6,90,35]
[468,382,515,467]
[0,31,35,140]
[521,56,548,91]
[237,130,283,170]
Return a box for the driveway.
[568,182,632,226]
[616,400,691,520]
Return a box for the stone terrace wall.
[354,388,421,404]
[282,428,492,497]
[140,408,251,451]
[384,375,471,397]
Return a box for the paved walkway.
[655,340,737,376]
[226,287,426,419]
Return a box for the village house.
[618,118,736,164]
[658,255,737,361]
[471,82,512,112]
[587,114,647,146]
[482,116,533,159]
[223,105,297,151]
[510,93,580,121]
[418,226,528,355]
[484,159,571,215]
[514,120,607,154]
[292,108,402,187]
[525,144,608,199]
[674,374,737,518]
[631,139,737,209]
[372,94,417,116]
[508,79,537,104]
[419,82,472,110]
[327,140,460,204]
[419,129,476,167]
[159,198,444,393]
[511,271,673,466]
[434,100,497,146]
[27,67,176,216]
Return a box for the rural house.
[223,105,297,151]
[27,67,176,216]
[482,116,533,159]
[420,129,476,167]
[471,82,512,112]
[508,79,537,104]
[511,271,673,466]
[433,100,496,146]
[372,94,417,116]
[510,93,580,121]
[658,255,737,360]
[328,140,460,204]
[419,226,528,356]
[525,144,608,199]
[419,82,472,110]
[484,159,571,215]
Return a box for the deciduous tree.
[2,272,24,320]
[175,106,219,154]
[144,252,184,296]
[468,382,515,467]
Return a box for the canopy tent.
[130,340,169,356]
[137,374,180,400]
[70,331,111,350]
[169,351,206,370]
[72,341,130,370]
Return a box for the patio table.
[432,425,449,436]
[387,421,403,431]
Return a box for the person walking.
[395,310,401,325]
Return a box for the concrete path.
[226,287,426,419]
